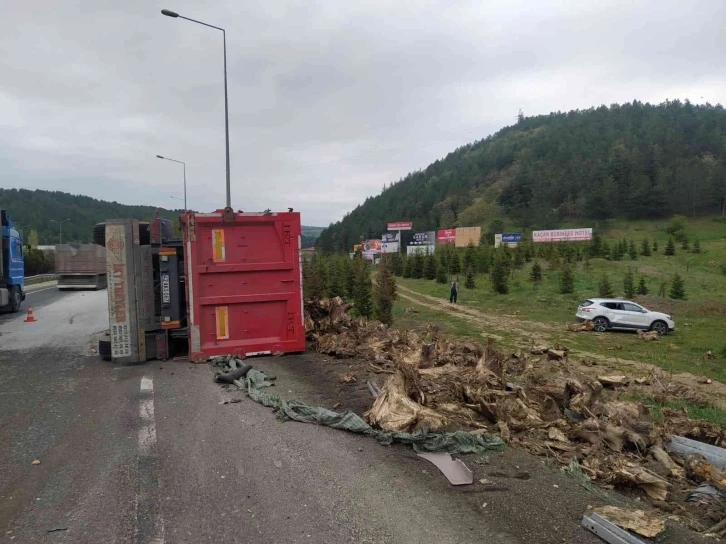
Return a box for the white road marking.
[136,376,164,543]
[140,376,154,393]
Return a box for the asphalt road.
[0,288,614,543]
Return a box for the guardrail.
[24,274,58,285]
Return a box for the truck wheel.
[98,334,112,361]
[94,222,151,246]
[10,287,21,313]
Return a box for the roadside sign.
[387,221,412,230]
[533,228,592,243]
[437,229,456,244]
[496,233,522,248]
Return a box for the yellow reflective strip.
[215,306,229,340]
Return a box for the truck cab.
[1,209,25,312]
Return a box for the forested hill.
[0,188,326,246]
[317,100,726,253]
[0,188,181,244]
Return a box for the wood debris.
[303,297,726,533]
[637,330,660,341]
[593,505,666,538]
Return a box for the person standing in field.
[450,278,458,304]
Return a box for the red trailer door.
[182,211,305,362]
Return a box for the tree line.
[318,100,726,253]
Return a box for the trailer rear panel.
[182,210,305,362]
[56,243,107,289]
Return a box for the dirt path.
[398,285,726,407]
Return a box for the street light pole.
[157,155,187,211]
[50,219,71,244]
[161,9,231,208]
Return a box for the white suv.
[576,298,675,336]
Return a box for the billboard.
[533,228,593,243]
[410,231,436,245]
[363,239,382,252]
[437,229,456,245]
[495,233,522,248]
[387,221,413,230]
[455,226,481,247]
[407,245,435,256]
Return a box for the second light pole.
[161,8,231,208]
[50,219,71,244]
[157,155,187,211]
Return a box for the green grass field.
[392,216,726,381]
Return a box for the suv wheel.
[650,320,668,336]
[593,317,609,332]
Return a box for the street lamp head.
[156,155,165,159]
[161,9,179,17]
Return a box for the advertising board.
[407,244,435,256]
[410,231,436,245]
[455,226,481,247]
[437,229,456,244]
[532,228,593,243]
[495,233,522,248]
[387,221,413,230]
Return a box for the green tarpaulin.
[214,357,503,455]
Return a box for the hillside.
[317,100,726,253]
[0,188,324,247]
[0,188,182,244]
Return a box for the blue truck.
[0,208,25,312]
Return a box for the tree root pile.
[304,298,726,531]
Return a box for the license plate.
[161,272,171,305]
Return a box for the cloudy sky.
[1,0,725,226]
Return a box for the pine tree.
[402,256,412,278]
[411,252,425,279]
[344,258,355,298]
[513,245,525,269]
[623,268,635,298]
[640,238,651,256]
[693,238,702,253]
[588,233,603,258]
[602,240,612,260]
[436,265,447,284]
[681,236,690,251]
[303,258,326,300]
[664,236,676,256]
[490,257,509,294]
[652,239,658,253]
[449,251,461,275]
[560,265,574,294]
[628,240,638,260]
[327,257,346,298]
[620,239,628,256]
[523,242,533,262]
[464,243,477,271]
[374,258,397,325]
[423,254,437,280]
[390,253,404,276]
[353,261,373,317]
[669,273,686,300]
[477,246,493,274]
[637,277,648,295]
[612,242,622,261]
[598,274,614,297]
[465,267,476,289]
[529,261,543,283]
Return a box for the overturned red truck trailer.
[182,210,305,361]
[104,209,305,364]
